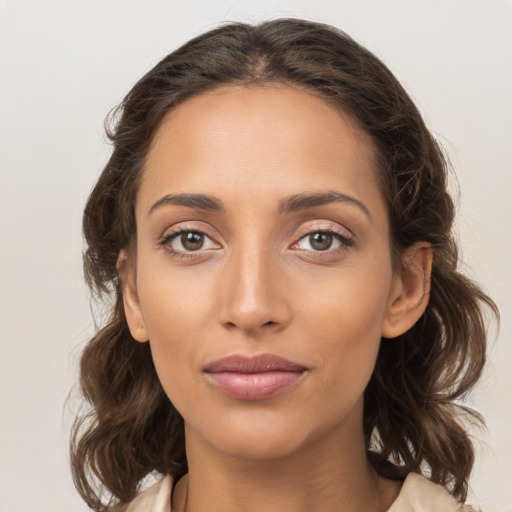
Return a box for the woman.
[71,18,496,512]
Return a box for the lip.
[203,354,308,401]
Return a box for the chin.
[188,408,314,461]
[217,431,306,461]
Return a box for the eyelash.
[158,224,354,260]
[292,225,354,258]
[158,224,216,260]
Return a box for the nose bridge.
[219,233,287,333]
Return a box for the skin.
[121,84,432,512]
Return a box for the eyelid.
[158,223,222,258]
[289,221,354,255]
[160,221,219,241]
[293,221,353,241]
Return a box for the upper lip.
[204,354,308,374]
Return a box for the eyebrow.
[278,190,371,219]
[148,190,371,220]
[148,193,225,215]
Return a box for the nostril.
[224,320,276,330]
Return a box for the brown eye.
[309,233,333,251]
[180,231,204,251]
[294,228,352,254]
[161,229,221,257]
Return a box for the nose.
[218,241,291,335]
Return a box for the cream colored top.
[123,472,478,512]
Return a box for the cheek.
[137,261,214,338]
[298,264,392,386]
[300,256,392,335]
[136,274,188,368]
[135,263,219,404]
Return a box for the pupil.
[310,232,332,251]
[182,232,204,251]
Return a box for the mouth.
[203,354,308,401]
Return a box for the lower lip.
[205,371,305,400]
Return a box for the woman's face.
[124,84,410,460]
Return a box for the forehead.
[139,84,384,219]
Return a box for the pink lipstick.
[203,354,307,401]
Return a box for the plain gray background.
[0,1,511,511]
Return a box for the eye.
[297,232,340,251]
[160,229,220,257]
[292,227,353,253]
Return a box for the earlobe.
[117,250,149,343]
[381,242,433,339]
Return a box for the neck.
[172,402,400,512]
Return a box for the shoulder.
[387,473,480,512]
[121,475,173,512]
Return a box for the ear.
[117,250,149,343]
[381,242,433,339]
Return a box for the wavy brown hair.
[71,18,498,511]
